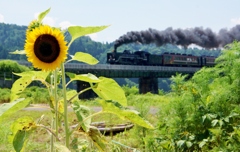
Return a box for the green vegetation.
[153,41,240,151]
[1,41,240,151]
[0,23,221,64]
[1,15,240,151]
[0,60,30,79]
[0,9,155,152]
[0,88,11,103]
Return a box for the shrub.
[0,88,11,103]
[122,85,139,96]
[152,42,240,151]
[20,86,50,104]
[0,60,30,73]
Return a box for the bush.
[122,85,139,96]
[151,42,240,151]
[20,86,50,104]
[127,92,167,107]
[0,88,11,103]
[0,60,30,73]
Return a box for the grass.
[0,101,160,151]
[0,86,166,151]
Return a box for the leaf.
[177,140,185,147]
[92,77,127,106]
[38,8,51,22]
[186,141,192,148]
[224,117,229,123]
[189,135,195,141]
[68,25,109,45]
[66,72,101,85]
[98,100,154,129]
[202,113,217,123]
[70,52,99,65]
[211,119,219,127]
[13,130,29,152]
[10,76,32,101]
[202,115,206,123]
[9,50,26,55]
[88,126,107,151]
[11,71,50,101]
[54,143,71,152]
[209,128,222,136]
[199,140,206,148]
[218,119,224,127]
[13,70,50,78]
[0,98,30,123]
[66,90,78,102]
[9,116,36,151]
[229,112,239,118]
[159,140,172,150]
[72,102,91,132]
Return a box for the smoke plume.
[114,25,240,50]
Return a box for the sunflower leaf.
[66,90,78,102]
[88,126,107,151]
[72,102,91,132]
[11,71,50,101]
[98,100,154,129]
[66,72,101,84]
[71,52,99,65]
[0,98,30,123]
[13,130,31,152]
[9,50,26,55]
[10,116,36,152]
[68,25,109,45]
[38,8,51,22]
[92,77,127,106]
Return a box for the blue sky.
[1,0,240,43]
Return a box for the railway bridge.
[17,61,201,98]
[65,64,200,97]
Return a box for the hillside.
[0,23,114,63]
[0,23,221,63]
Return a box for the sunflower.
[24,25,68,71]
[26,20,42,34]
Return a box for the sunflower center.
[34,34,60,63]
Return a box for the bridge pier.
[139,77,158,94]
[77,81,96,99]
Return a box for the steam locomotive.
[107,50,216,67]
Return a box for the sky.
[1,0,240,43]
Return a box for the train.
[107,50,216,67]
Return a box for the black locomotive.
[107,50,216,67]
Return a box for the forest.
[0,23,222,63]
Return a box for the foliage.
[0,8,154,152]
[0,60,30,73]
[127,92,167,107]
[0,23,222,64]
[122,84,139,96]
[0,88,11,103]
[0,22,113,63]
[19,86,50,104]
[152,41,240,151]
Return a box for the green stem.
[54,70,58,138]
[50,74,54,152]
[61,62,70,148]
[37,124,61,141]
[50,119,54,152]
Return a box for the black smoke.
[114,25,240,51]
